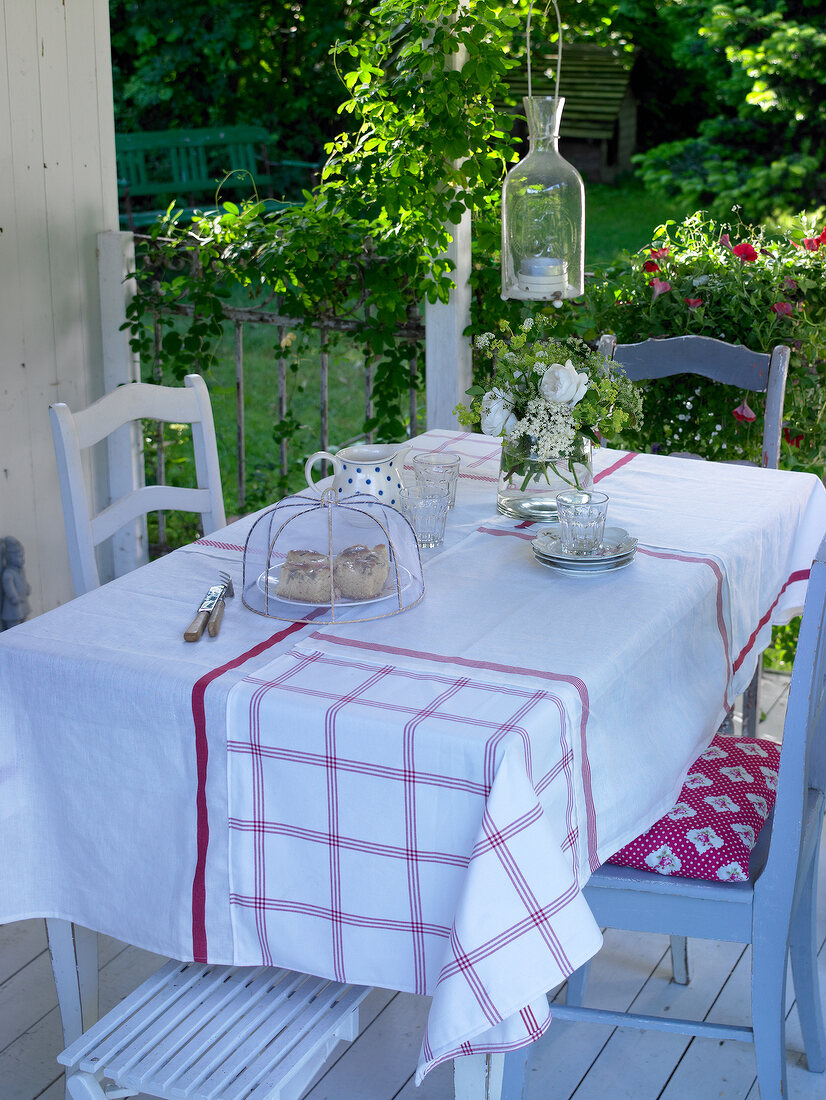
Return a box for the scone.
[334,544,390,600]
[276,549,333,602]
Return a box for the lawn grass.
[584,177,697,267]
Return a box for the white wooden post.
[98,229,146,578]
[424,6,473,431]
[425,210,473,429]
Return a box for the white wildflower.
[511,398,576,459]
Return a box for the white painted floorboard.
[3,674,825,1100]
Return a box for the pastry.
[334,544,390,600]
[276,549,333,602]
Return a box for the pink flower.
[650,246,670,258]
[784,427,803,448]
[733,400,756,423]
[770,301,793,316]
[720,233,733,251]
[650,278,671,300]
[801,228,826,251]
[643,260,660,273]
[784,277,798,291]
[684,298,703,309]
[732,242,758,262]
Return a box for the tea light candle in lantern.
[516,255,568,296]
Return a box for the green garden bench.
[116,125,320,229]
[500,42,637,182]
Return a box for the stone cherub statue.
[1,537,31,629]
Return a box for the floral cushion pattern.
[606,734,781,882]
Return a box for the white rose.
[539,359,589,408]
[480,388,517,437]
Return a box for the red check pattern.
[227,649,602,1080]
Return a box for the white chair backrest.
[598,333,790,469]
[760,532,826,901]
[50,374,226,596]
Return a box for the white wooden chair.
[503,531,826,1100]
[57,958,369,1100]
[50,374,226,596]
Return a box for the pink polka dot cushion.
[606,734,781,882]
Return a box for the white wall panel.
[0,0,119,617]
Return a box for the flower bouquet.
[456,318,642,519]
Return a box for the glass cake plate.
[257,562,414,608]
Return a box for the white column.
[98,229,147,578]
[425,211,473,430]
[424,4,473,431]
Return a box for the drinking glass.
[412,452,460,508]
[400,486,449,549]
[555,490,609,555]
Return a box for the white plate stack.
[532,524,638,575]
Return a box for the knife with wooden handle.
[184,584,226,642]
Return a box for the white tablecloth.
[1,432,824,1082]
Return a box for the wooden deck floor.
[3,672,825,1100]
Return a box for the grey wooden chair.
[599,334,791,740]
[502,529,826,1100]
[598,333,790,471]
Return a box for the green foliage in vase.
[457,317,643,490]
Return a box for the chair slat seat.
[58,960,369,1100]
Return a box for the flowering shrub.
[455,318,642,489]
[571,210,826,473]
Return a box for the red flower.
[650,246,670,258]
[784,427,804,448]
[784,277,798,291]
[732,242,758,262]
[650,278,671,300]
[733,400,756,423]
[720,233,733,251]
[684,298,703,309]
[770,301,793,316]
[643,260,660,273]
[802,237,821,252]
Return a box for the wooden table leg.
[454,1052,505,1099]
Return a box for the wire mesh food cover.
[241,489,425,624]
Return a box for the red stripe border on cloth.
[190,615,321,961]
[732,568,810,674]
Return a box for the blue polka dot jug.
[305,443,411,507]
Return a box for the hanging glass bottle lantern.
[501,2,585,302]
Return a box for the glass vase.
[501,96,585,302]
[497,434,593,521]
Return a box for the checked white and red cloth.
[1,431,825,1083]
